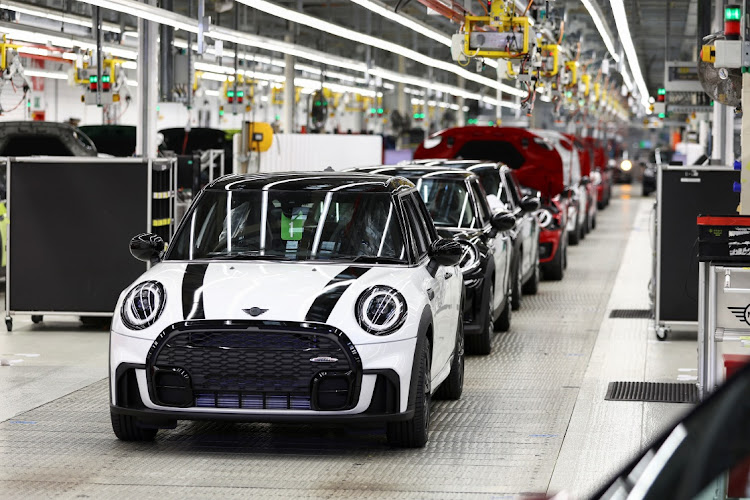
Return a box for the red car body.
[414,126,569,279]
[582,137,612,208]
[564,133,598,232]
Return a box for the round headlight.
[458,241,480,274]
[121,281,166,330]
[620,159,633,171]
[355,286,407,336]
[537,208,554,228]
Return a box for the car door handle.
[426,288,435,300]
[444,272,453,279]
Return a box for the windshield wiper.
[204,252,288,261]
[347,255,407,264]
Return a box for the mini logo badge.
[728,305,750,325]
[243,307,268,317]
[309,356,339,363]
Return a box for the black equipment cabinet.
[654,165,739,339]
[4,157,176,330]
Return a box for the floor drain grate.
[605,382,698,403]
[609,309,652,319]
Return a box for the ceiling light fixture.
[609,0,650,107]
[579,0,619,63]
[0,0,121,32]
[235,0,524,97]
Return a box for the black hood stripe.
[305,284,351,323]
[306,267,370,323]
[325,266,370,287]
[182,263,209,320]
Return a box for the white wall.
[257,133,382,172]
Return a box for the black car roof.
[355,166,476,182]
[206,171,414,193]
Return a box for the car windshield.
[168,189,407,262]
[467,167,501,197]
[416,178,478,229]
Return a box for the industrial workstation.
[1,0,749,498]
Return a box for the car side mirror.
[491,211,516,231]
[428,238,462,266]
[580,176,591,186]
[519,196,541,213]
[130,233,165,264]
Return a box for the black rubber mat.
[605,382,698,403]
[609,309,652,318]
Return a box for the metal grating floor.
[609,309,652,319]
[0,193,642,499]
[605,382,699,404]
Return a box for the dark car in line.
[350,165,516,355]
[420,159,541,310]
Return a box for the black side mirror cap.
[428,238,462,266]
[519,196,541,213]
[130,233,165,264]
[491,211,516,231]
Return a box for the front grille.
[146,321,362,411]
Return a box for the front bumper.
[110,321,418,422]
[538,228,562,264]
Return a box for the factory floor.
[0,185,709,499]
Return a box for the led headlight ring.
[121,281,166,330]
[355,285,407,336]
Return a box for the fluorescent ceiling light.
[579,0,619,63]
[236,0,524,97]
[348,0,451,46]
[0,0,121,32]
[609,0,650,107]
[24,69,68,80]
[0,22,138,59]
[76,0,198,33]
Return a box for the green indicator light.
[155,106,160,112]
[102,75,110,83]
[658,112,665,118]
[275,114,280,120]
[413,113,419,118]
[369,108,375,113]
[657,88,666,95]
[726,7,741,20]
[323,101,328,106]
[227,91,235,97]
[26,100,30,108]
[377,108,383,114]
[237,91,244,97]
[89,76,97,83]
[219,109,225,116]
[315,101,321,106]
[488,121,494,126]
[565,91,572,98]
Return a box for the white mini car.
[110,172,465,448]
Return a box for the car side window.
[410,193,438,243]
[402,195,429,258]
[470,179,491,226]
[504,172,523,206]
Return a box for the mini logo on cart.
[309,356,339,363]
[243,307,268,317]
[728,305,750,325]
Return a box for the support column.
[495,72,502,125]
[282,34,295,134]
[740,74,750,214]
[396,55,408,148]
[711,0,728,165]
[456,76,465,126]
[136,1,158,157]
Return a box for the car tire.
[543,241,565,281]
[510,258,522,311]
[522,259,540,295]
[466,284,493,355]
[111,411,158,442]
[387,340,431,448]
[495,294,511,332]
[569,221,581,245]
[435,314,464,400]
